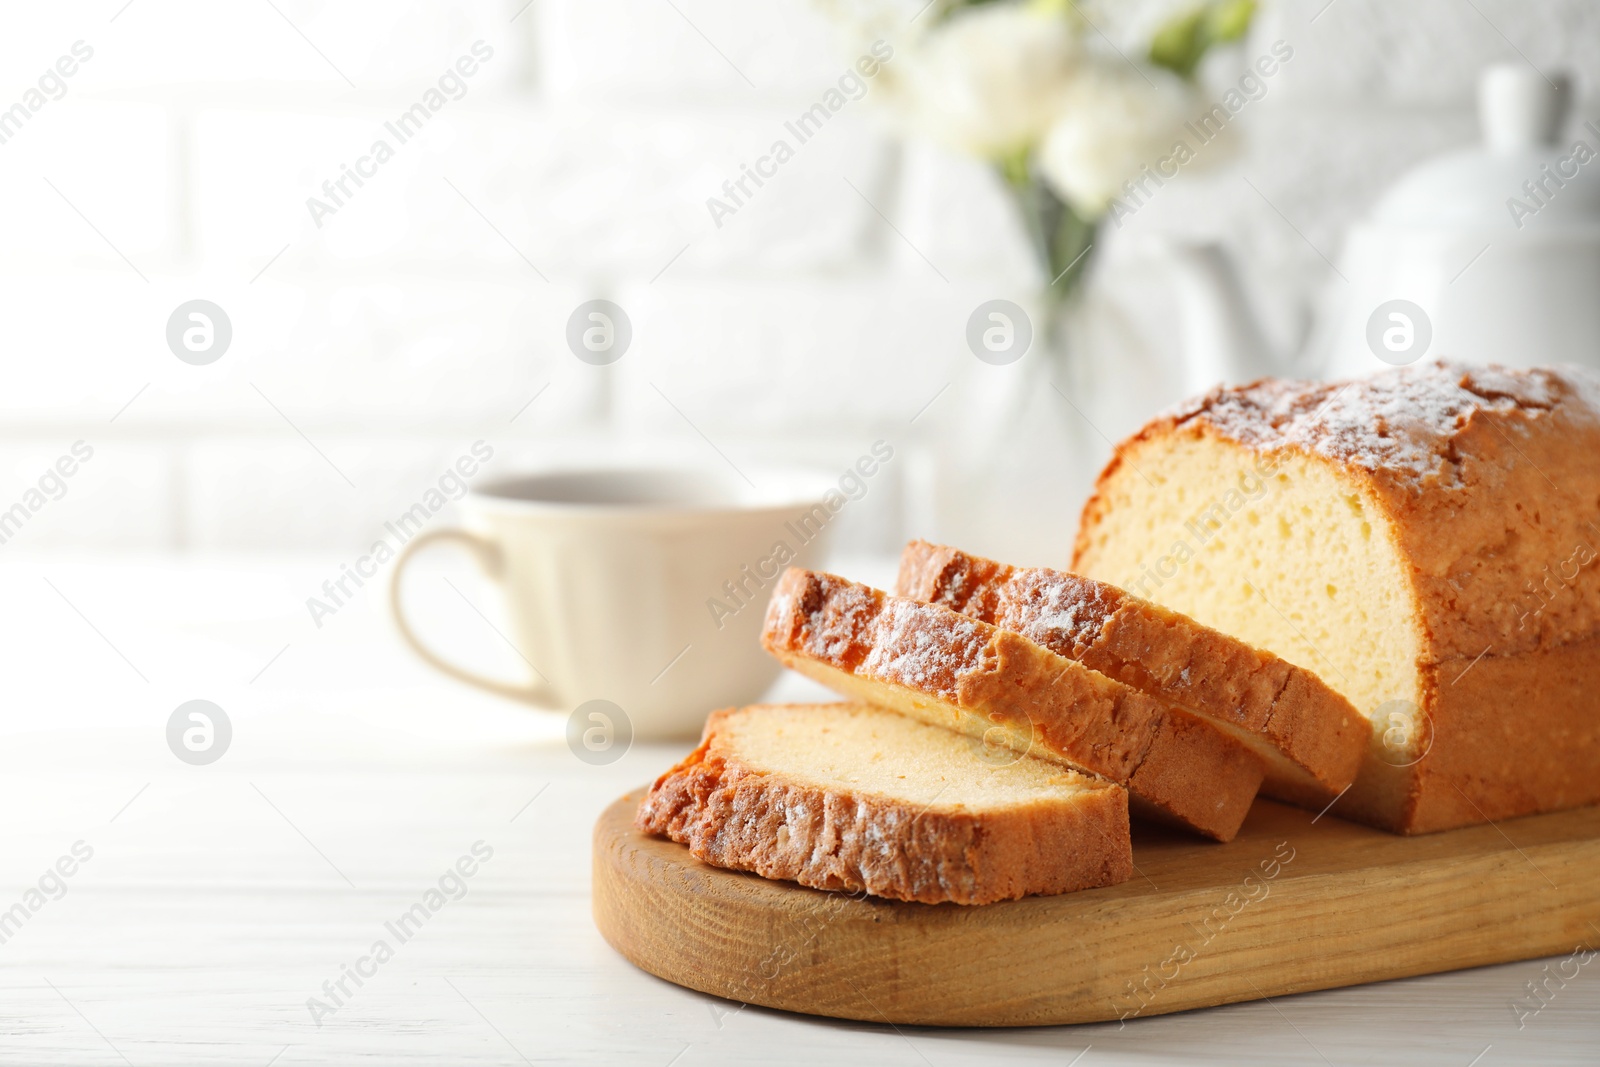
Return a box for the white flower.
[899,3,1083,160]
[1037,57,1196,217]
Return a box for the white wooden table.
[2,553,1595,1066]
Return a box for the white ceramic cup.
[389,465,837,740]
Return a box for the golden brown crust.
[760,570,1264,841]
[634,705,1134,904]
[896,541,1366,803]
[1078,362,1600,662]
[1074,361,1600,833]
[1355,635,1600,833]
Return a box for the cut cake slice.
[896,540,1366,806]
[635,702,1133,904]
[1072,362,1600,832]
[760,569,1264,841]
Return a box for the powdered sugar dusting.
[763,585,796,634]
[797,579,876,664]
[1172,362,1600,490]
[860,597,986,701]
[999,568,1116,654]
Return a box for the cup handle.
[389,527,555,706]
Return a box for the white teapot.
[1166,63,1600,388]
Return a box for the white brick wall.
[1,102,176,270]
[4,0,1598,559]
[1260,0,1600,104]
[537,0,844,100]
[87,1,529,89]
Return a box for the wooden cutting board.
[592,792,1600,1027]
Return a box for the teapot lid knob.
[1479,64,1571,153]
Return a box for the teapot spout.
[1159,240,1284,393]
